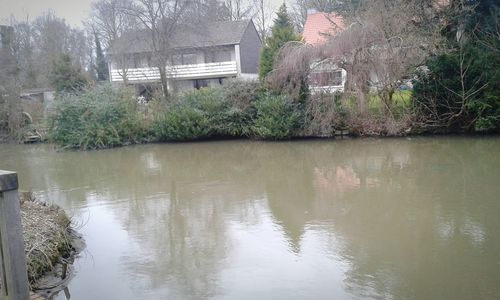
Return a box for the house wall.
[238,21,262,75]
[110,46,236,70]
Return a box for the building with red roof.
[302,12,345,45]
[302,11,347,93]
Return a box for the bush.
[413,9,500,133]
[253,94,300,140]
[49,54,90,93]
[221,79,262,136]
[49,84,148,150]
[153,86,258,141]
[302,92,348,136]
[153,103,210,141]
[413,44,500,132]
[222,79,261,110]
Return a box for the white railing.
[111,61,238,83]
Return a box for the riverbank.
[19,192,82,292]
[43,83,499,151]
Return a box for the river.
[1,137,500,299]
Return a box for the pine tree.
[94,31,108,81]
[259,3,301,80]
[49,54,89,93]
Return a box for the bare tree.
[290,0,309,31]
[0,25,22,135]
[253,0,274,40]
[308,0,344,13]
[224,0,254,21]
[10,18,37,88]
[90,0,137,48]
[89,0,139,84]
[121,0,197,100]
[8,12,90,89]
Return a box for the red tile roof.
[303,12,345,45]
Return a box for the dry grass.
[19,192,72,286]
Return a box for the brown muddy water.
[1,137,500,300]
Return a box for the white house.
[108,19,261,92]
[302,12,347,94]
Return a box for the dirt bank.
[19,192,82,290]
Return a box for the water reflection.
[1,137,500,299]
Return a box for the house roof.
[302,12,345,45]
[109,19,254,54]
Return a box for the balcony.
[110,61,238,83]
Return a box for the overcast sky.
[0,0,284,27]
[1,0,95,26]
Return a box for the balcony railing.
[111,61,238,83]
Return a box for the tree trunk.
[159,65,169,101]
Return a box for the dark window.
[172,53,198,65]
[206,49,232,63]
[214,50,231,62]
[194,79,209,89]
[172,54,183,65]
[183,54,198,65]
[310,70,343,87]
[133,54,144,68]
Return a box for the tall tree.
[0,25,21,135]
[90,0,138,85]
[290,0,309,31]
[224,0,254,21]
[259,3,301,80]
[93,30,108,81]
[8,13,90,89]
[253,0,274,40]
[90,0,137,48]
[121,0,198,100]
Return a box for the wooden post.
[0,171,30,300]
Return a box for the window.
[172,53,199,65]
[183,54,198,65]
[172,54,183,66]
[133,53,149,68]
[206,49,232,63]
[194,79,209,89]
[214,50,231,62]
[310,70,343,87]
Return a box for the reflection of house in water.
[313,164,386,196]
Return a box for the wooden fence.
[0,171,30,300]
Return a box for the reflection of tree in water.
[258,144,316,252]
[265,138,500,300]
[6,138,500,299]
[106,143,267,299]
